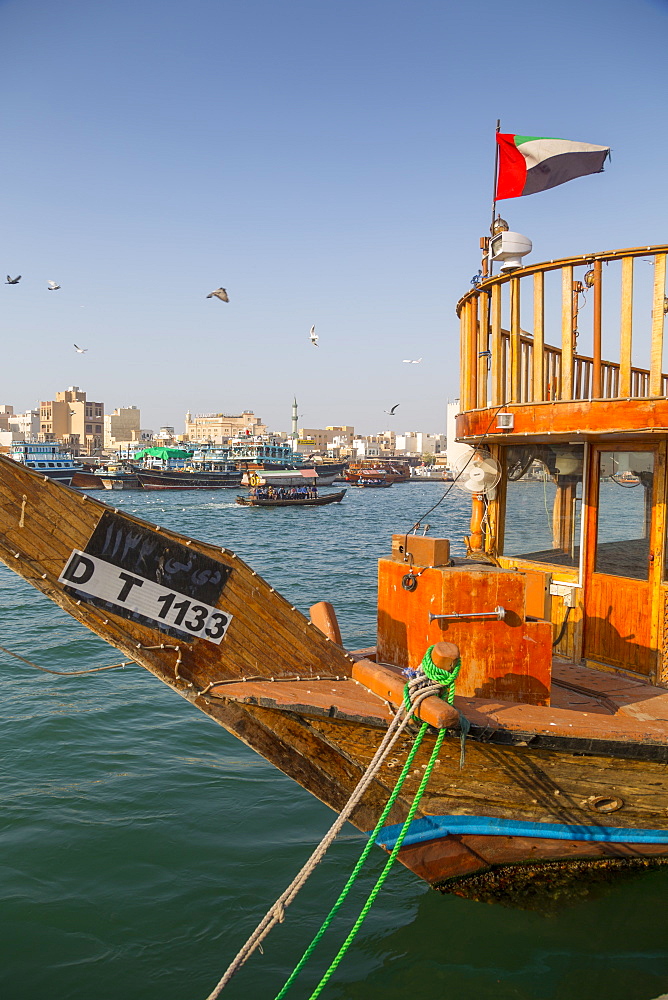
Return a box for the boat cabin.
[451,242,668,687]
[375,243,668,707]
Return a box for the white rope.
[204,673,443,999]
[0,642,131,676]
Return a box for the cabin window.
[596,450,654,581]
[38,462,46,468]
[500,444,584,569]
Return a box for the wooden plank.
[455,397,668,441]
[649,440,667,684]
[469,295,479,409]
[477,288,489,408]
[561,265,574,400]
[619,255,634,397]
[510,277,521,402]
[459,301,468,409]
[650,253,667,396]
[490,283,503,405]
[532,271,545,402]
[592,259,602,398]
[209,675,394,726]
[461,299,476,411]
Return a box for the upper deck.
[455,243,668,442]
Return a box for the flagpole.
[489,119,501,277]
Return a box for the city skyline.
[1,386,449,443]
[3,1,668,434]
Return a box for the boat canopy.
[133,448,194,461]
[260,469,317,480]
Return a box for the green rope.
[308,726,447,999]
[273,721,430,1000]
[273,645,461,999]
[403,646,469,768]
[403,644,461,714]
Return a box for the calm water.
[2,483,668,1000]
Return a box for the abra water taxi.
[236,487,346,508]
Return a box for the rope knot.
[420,645,461,706]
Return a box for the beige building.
[184,410,266,444]
[104,406,141,450]
[40,386,104,455]
[353,431,396,459]
[0,405,13,432]
[295,425,355,455]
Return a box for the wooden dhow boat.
[135,468,242,490]
[344,460,410,485]
[4,242,668,903]
[235,488,346,507]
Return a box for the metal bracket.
[429,605,506,623]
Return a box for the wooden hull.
[1,454,668,894]
[345,464,410,484]
[136,470,241,490]
[236,489,346,507]
[348,481,393,488]
[71,470,105,489]
[100,475,143,490]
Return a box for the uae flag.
[496,133,610,200]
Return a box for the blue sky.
[2,0,667,436]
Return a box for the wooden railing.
[458,243,668,412]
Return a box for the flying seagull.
[309,324,318,347]
[48,281,61,290]
[402,357,422,364]
[73,344,88,353]
[207,287,229,302]
[6,275,21,284]
[384,403,400,415]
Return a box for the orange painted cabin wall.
[377,558,552,705]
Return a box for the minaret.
[291,397,299,451]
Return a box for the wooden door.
[584,443,662,676]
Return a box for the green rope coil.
[422,645,461,702]
[403,644,461,715]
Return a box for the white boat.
[8,442,83,486]
[241,467,340,487]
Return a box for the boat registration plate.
[59,549,232,644]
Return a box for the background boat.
[135,468,242,490]
[345,460,410,484]
[236,487,346,507]
[8,441,82,486]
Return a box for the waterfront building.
[293,425,356,456]
[184,410,266,444]
[0,406,41,448]
[39,387,104,456]
[0,405,13,429]
[104,406,141,451]
[352,429,446,460]
[394,432,446,457]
